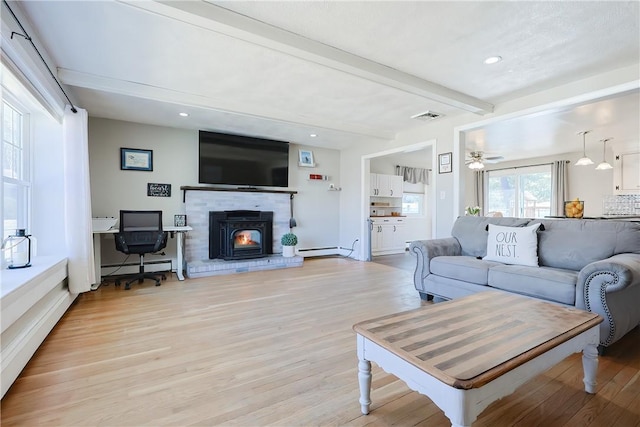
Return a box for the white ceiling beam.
[118,0,494,115]
[58,68,396,140]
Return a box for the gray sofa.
[409,216,640,349]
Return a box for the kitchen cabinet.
[371,217,406,256]
[613,143,640,194]
[370,173,403,197]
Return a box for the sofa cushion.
[430,256,502,285]
[488,264,577,305]
[483,223,542,267]
[451,216,532,257]
[530,219,640,271]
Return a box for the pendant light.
[574,130,594,166]
[595,138,614,170]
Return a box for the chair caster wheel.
[155,281,161,286]
[115,280,121,286]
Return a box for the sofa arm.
[577,253,640,347]
[409,238,461,291]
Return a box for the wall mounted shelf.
[180,186,297,202]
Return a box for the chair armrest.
[153,231,168,252]
[409,238,461,287]
[114,233,129,253]
[578,253,640,296]
[577,253,640,347]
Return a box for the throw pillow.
[483,223,542,267]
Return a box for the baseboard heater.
[296,246,340,257]
[100,259,173,278]
[296,246,357,258]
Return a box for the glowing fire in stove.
[235,230,258,246]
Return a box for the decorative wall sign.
[121,148,153,171]
[438,152,452,174]
[147,182,171,197]
[174,214,187,227]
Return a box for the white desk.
[92,226,192,287]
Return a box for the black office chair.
[114,210,168,290]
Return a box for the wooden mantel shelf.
[180,186,297,202]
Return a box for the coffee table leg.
[358,359,372,414]
[582,342,598,394]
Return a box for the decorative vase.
[282,245,296,258]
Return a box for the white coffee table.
[353,291,603,427]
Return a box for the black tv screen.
[199,131,289,187]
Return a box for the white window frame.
[484,164,552,218]
[402,192,425,217]
[1,94,31,240]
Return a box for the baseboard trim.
[1,284,75,398]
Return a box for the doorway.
[360,140,437,261]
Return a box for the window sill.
[1,255,67,300]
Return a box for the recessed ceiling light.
[310,134,317,137]
[179,112,189,117]
[483,56,502,65]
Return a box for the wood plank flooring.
[2,256,639,426]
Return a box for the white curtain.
[395,165,430,184]
[552,160,569,216]
[63,105,95,293]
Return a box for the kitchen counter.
[545,216,640,221]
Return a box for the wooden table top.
[353,291,603,390]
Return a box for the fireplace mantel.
[180,186,297,202]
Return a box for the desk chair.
[114,210,168,290]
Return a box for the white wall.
[88,118,341,263]
[289,144,341,250]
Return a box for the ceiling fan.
[465,151,504,169]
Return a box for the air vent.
[411,110,444,121]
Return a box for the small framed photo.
[121,148,153,171]
[174,214,187,227]
[298,149,315,167]
[438,152,452,174]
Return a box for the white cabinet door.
[370,173,379,196]
[613,143,640,195]
[389,175,404,198]
[391,223,406,249]
[370,222,383,252]
[370,173,390,196]
[371,218,406,255]
[371,173,403,197]
[616,152,640,194]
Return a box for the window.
[402,193,424,216]
[2,99,30,240]
[485,165,551,218]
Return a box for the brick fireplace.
[183,187,302,278]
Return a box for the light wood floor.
[2,257,639,426]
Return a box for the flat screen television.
[199,130,289,187]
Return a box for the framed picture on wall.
[298,150,315,167]
[121,148,153,171]
[438,152,452,174]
